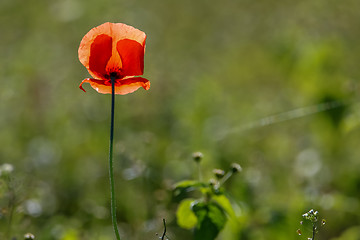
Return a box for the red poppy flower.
[78,22,150,95]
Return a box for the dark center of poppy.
[109,72,118,78]
[107,68,124,81]
[107,72,119,81]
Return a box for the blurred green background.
[1,0,360,239]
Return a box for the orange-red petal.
[78,22,146,79]
[88,34,113,79]
[117,39,145,76]
[79,77,150,95]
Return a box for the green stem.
[312,223,316,240]
[197,162,202,182]
[6,176,15,239]
[109,76,121,240]
[219,171,233,186]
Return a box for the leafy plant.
[173,153,242,240]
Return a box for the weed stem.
[197,162,202,181]
[219,171,233,186]
[312,223,316,240]
[161,219,167,240]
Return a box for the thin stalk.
[6,176,15,239]
[219,171,233,186]
[161,219,167,240]
[197,162,202,182]
[109,76,121,240]
[312,223,316,240]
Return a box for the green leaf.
[192,201,227,240]
[174,180,206,190]
[212,194,237,219]
[173,180,207,197]
[176,199,198,229]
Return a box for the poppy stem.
[109,76,121,240]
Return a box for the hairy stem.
[109,76,121,240]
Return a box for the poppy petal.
[79,77,150,95]
[115,77,150,95]
[78,22,146,79]
[79,78,105,92]
[117,39,145,76]
[107,22,146,46]
[87,34,113,79]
